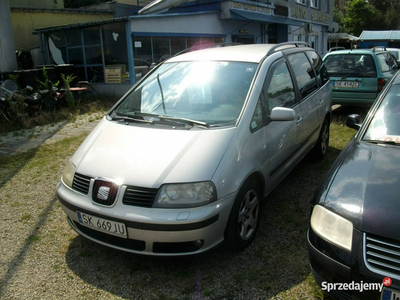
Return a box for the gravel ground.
[0,112,342,300]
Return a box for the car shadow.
[64,144,345,299]
[332,105,371,122]
[0,120,69,189]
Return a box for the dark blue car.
[308,70,400,299]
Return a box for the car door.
[287,51,320,149]
[249,57,303,191]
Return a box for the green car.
[323,48,399,106]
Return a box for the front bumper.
[307,227,400,300]
[57,181,236,256]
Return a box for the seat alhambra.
[57,42,332,255]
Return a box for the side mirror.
[270,107,296,122]
[346,114,362,130]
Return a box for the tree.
[342,0,378,36]
[341,0,400,36]
[333,7,346,33]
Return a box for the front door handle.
[296,117,303,124]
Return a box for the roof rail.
[173,43,242,57]
[266,42,311,56]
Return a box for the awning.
[389,31,400,40]
[359,30,392,40]
[328,33,358,41]
[230,9,304,26]
[33,17,128,34]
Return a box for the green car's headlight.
[311,205,353,252]
[154,182,217,208]
[61,160,76,188]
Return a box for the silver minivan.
[57,42,332,255]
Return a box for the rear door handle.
[319,99,324,106]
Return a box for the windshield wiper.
[111,114,153,124]
[158,115,210,129]
[364,139,400,146]
[111,111,209,128]
[341,74,354,79]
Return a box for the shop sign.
[291,6,306,20]
[311,12,330,24]
[229,1,272,15]
[105,66,123,84]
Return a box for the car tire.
[312,117,330,159]
[225,179,262,251]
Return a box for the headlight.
[61,160,76,188]
[310,205,353,251]
[154,182,217,208]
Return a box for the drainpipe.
[0,0,18,72]
[38,33,46,66]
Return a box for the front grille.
[364,233,400,279]
[74,221,145,251]
[72,173,91,194]
[122,186,158,207]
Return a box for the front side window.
[251,59,296,131]
[113,61,257,126]
[364,85,400,141]
[324,54,378,78]
[262,59,296,111]
[288,52,318,99]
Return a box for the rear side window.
[287,52,318,99]
[390,51,399,60]
[305,50,329,86]
[324,54,377,78]
[377,53,399,73]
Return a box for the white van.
[57,42,332,255]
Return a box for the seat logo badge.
[97,186,110,200]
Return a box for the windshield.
[324,54,377,78]
[364,84,400,143]
[112,61,257,126]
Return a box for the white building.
[33,0,334,95]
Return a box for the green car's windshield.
[112,61,257,126]
[364,84,400,143]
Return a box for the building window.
[46,22,129,84]
[311,0,319,8]
[296,0,307,5]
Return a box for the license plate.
[381,287,400,300]
[77,211,127,238]
[333,81,359,88]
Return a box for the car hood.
[323,141,400,240]
[71,118,236,188]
